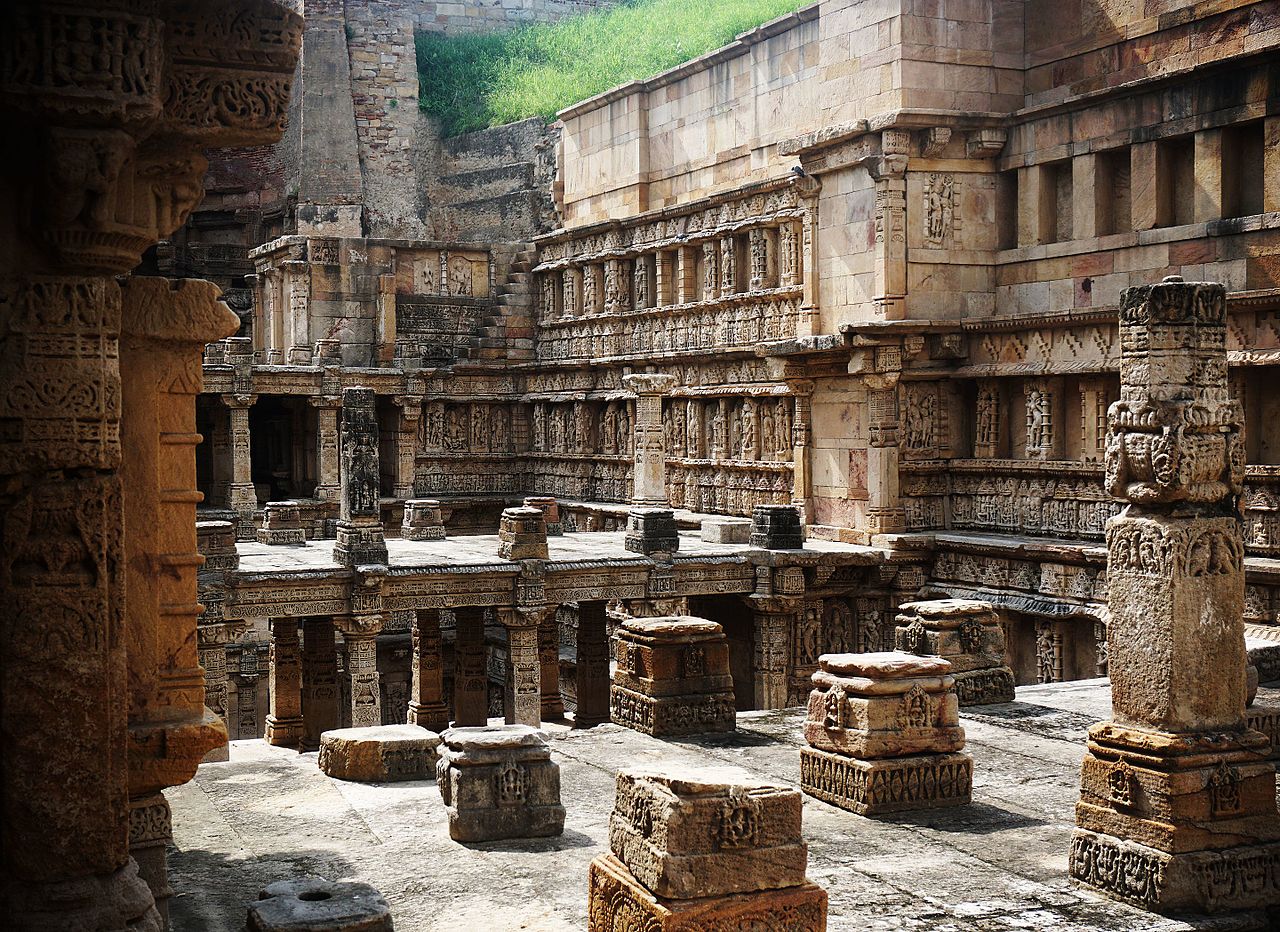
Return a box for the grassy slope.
[417,0,807,136]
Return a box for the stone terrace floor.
[168,679,1280,932]
[233,528,881,572]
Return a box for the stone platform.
[168,680,1280,932]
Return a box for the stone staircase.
[451,244,537,363]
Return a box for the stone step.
[435,162,535,204]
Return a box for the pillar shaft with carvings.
[0,2,300,926]
[265,619,304,747]
[393,394,422,500]
[301,618,339,749]
[1070,278,1280,914]
[539,609,564,719]
[623,373,677,507]
[223,393,258,533]
[408,609,449,730]
[334,386,388,566]
[502,609,545,727]
[310,396,341,503]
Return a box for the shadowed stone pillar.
[502,608,545,727]
[0,3,299,925]
[309,396,341,503]
[1070,277,1280,913]
[334,386,388,567]
[453,608,489,727]
[301,618,339,750]
[539,609,565,719]
[393,394,422,499]
[339,624,382,728]
[408,609,449,731]
[623,373,677,506]
[265,619,304,747]
[575,601,612,728]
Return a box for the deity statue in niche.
[444,406,467,452]
[775,400,792,457]
[1026,388,1052,453]
[760,404,776,460]
[923,173,955,247]
[491,407,510,453]
[685,401,701,458]
[975,385,998,449]
[602,404,618,454]
[740,400,758,460]
[903,386,936,452]
[617,404,631,454]
[671,401,686,456]
[470,405,490,453]
[447,255,473,296]
[710,405,725,455]
[548,406,564,453]
[531,404,545,452]
[573,403,591,453]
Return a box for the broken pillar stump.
[317,725,441,783]
[256,501,306,546]
[800,651,972,815]
[523,496,563,536]
[895,599,1015,705]
[750,504,804,549]
[609,616,736,737]
[436,725,565,842]
[588,765,827,931]
[401,499,445,541]
[624,507,679,558]
[246,876,392,931]
[498,506,549,561]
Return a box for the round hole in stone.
[297,890,332,902]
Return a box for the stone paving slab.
[168,680,1280,932]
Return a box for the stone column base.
[609,684,735,737]
[437,726,565,842]
[3,859,162,932]
[800,746,972,815]
[953,666,1016,705]
[587,853,826,932]
[318,725,441,782]
[403,526,446,541]
[264,715,305,748]
[407,700,450,732]
[1069,829,1280,914]
[333,519,388,566]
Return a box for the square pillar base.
[609,684,736,737]
[953,666,1016,706]
[587,854,827,932]
[436,725,565,842]
[800,746,972,815]
[264,715,305,748]
[1069,829,1280,914]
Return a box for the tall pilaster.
[223,393,258,535]
[539,609,565,719]
[265,619,304,747]
[623,373,677,506]
[866,353,906,533]
[393,394,422,500]
[337,567,385,727]
[310,396,341,503]
[788,379,814,521]
[408,609,449,731]
[1070,277,1280,913]
[333,386,388,566]
[872,130,909,320]
[502,608,545,728]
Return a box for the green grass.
[417,0,808,136]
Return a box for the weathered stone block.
[624,507,679,556]
[256,501,306,546]
[401,499,445,541]
[587,853,827,931]
[803,652,964,758]
[247,876,392,931]
[436,725,565,842]
[317,724,441,783]
[197,520,240,572]
[750,504,803,549]
[800,746,973,815]
[498,505,549,560]
[952,666,1016,705]
[608,767,807,899]
[894,599,1005,674]
[699,516,751,544]
[610,616,735,736]
[523,496,562,535]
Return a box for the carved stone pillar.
[748,227,771,290]
[265,619,304,747]
[393,394,422,500]
[787,380,814,520]
[574,601,612,727]
[501,609,544,727]
[453,607,489,727]
[408,609,449,731]
[0,3,299,925]
[301,618,339,750]
[334,386,388,566]
[866,362,906,533]
[224,393,258,532]
[623,373,677,506]
[779,221,801,287]
[339,625,383,728]
[310,396,341,503]
[539,609,564,719]
[748,595,799,711]
[1070,278,1280,913]
[127,795,172,930]
[282,259,311,364]
[1024,377,1062,460]
[872,130,910,319]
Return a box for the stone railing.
[667,460,794,517]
